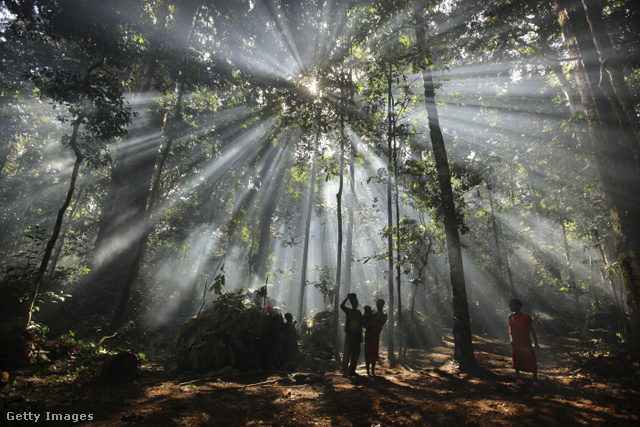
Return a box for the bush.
[168,289,268,373]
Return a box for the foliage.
[168,289,268,373]
[0,0,638,354]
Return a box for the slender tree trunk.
[413,0,476,367]
[386,62,396,362]
[333,104,345,361]
[393,125,403,360]
[505,253,515,297]
[488,186,506,303]
[298,126,319,321]
[561,220,580,310]
[0,139,11,178]
[556,0,640,349]
[592,227,627,333]
[48,186,85,278]
[254,145,290,282]
[403,277,421,359]
[26,118,84,327]
[344,133,355,296]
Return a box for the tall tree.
[4,0,138,327]
[298,120,320,321]
[555,0,640,349]
[413,0,476,367]
[88,0,201,328]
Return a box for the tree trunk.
[333,104,345,360]
[47,185,85,278]
[344,130,355,296]
[488,186,506,303]
[555,0,640,349]
[393,112,403,360]
[111,77,188,331]
[413,0,476,367]
[26,117,84,327]
[298,126,319,321]
[87,3,170,321]
[107,1,201,330]
[386,63,396,362]
[254,144,289,282]
[561,220,580,311]
[591,227,627,336]
[0,139,11,178]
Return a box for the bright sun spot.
[307,79,318,94]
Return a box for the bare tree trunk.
[47,185,85,278]
[344,131,355,296]
[488,186,506,303]
[505,253,515,297]
[393,126,403,360]
[88,3,170,321]
[298,126,319,321]
[386,62,396,362]
[110,1,202,331]
[0,139,12,178]
[591,227,627,334]
[561,220,580,311]
[333,103,346,361]
[26,117,84,327]
[413,0,476,367]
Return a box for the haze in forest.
[1,0,638,362]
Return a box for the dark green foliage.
[169,289,268,373]
[0,225,70,324]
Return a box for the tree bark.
[87,3,171,320]
[386,62,396,362]
[26,117,84,327]
[333,102,345,360]
[47,185,85,278]
[298,126,319,321]
[344,130,355,296]
[561,220,580,310]
[393,102,403,360]
[413,0,476,367]
[488,186,508,300]
[555,0,640,349]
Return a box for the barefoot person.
[364,299,387,376]
[508,299,540,386]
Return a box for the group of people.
[340,293,387,378]
[340,294,541,386]
[263,305,298,368]
[265,290,540,386]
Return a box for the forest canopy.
[0,0,639,366]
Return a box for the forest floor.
[2,334,640,426]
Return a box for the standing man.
[341,293,363,378]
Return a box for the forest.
[1,0,639,425]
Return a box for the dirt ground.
[2,334,639,426]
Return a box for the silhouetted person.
[283,312,298,363]
[509,299,540,386]
[340,293,363,378]
[264,304,285,368]
[362,305,372,327]
[364,299,387,376]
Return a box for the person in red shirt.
[509,299,540,386]
[364,299,388,376]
